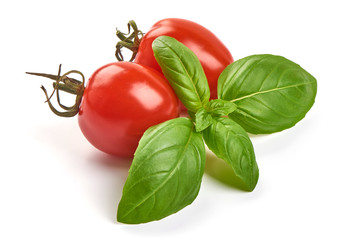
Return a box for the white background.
[1,0,359,239]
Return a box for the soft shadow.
[85,151,132,222]
[204,150,251,191]
[90,151,133,169]
[248,116,319,158]
[29,119,132,223]
[117,188,212,236]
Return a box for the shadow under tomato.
[91,151,133,169]
[83,151,133,223]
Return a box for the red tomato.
[134,18,234,101]
[78,62,179,158]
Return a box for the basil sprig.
[117,36,317,224]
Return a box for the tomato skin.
[134,18,234,100]
[78,62,179,158]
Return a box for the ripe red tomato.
[78,61,179,158]
[134,18,234,101]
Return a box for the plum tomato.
[77,62,179,158]
[116,18,234,101]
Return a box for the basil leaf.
[218,54,317,134]
[194,108,214,132]
[205,99,237,116]
[152,36,210,113]
[202,117,259,191]
[117,118,205,224]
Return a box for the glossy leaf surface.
[218,54,317,134]
[202,117,259,191]
[117,118,205,224]
[153,36,210,113]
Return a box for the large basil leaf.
[117,118,205,224]
[202,117,259,191]
[218,54,317,134]
[152,36,210,113]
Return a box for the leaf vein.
[230,81,316,103]
[120,126,195,219]
[159,39,205,107]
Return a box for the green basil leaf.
[152,36,210,113]
[117,118,205,224]
[205,99,237,116]
[202,117,259,191]
[194,108,214,132]
[218,54,317,134]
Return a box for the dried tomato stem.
[115,20,144,61]
[26,65,85,117]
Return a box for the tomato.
[133,18,234,101]
[78,61,179,158]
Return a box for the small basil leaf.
[218,54,317,134]
[117,118,205,224]
[205,99,237,116]
[152,36,210,113]
[202,117,259,191]
[194,108,214,132]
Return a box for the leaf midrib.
[230,81,316,103]
[158,38,205,108]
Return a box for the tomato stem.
[26,64,85,117]
[115,20,144,62]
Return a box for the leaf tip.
[244,167,260,192]
[152,36,173,49]
[116,205,140,224]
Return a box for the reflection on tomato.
[78,61,179,158]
